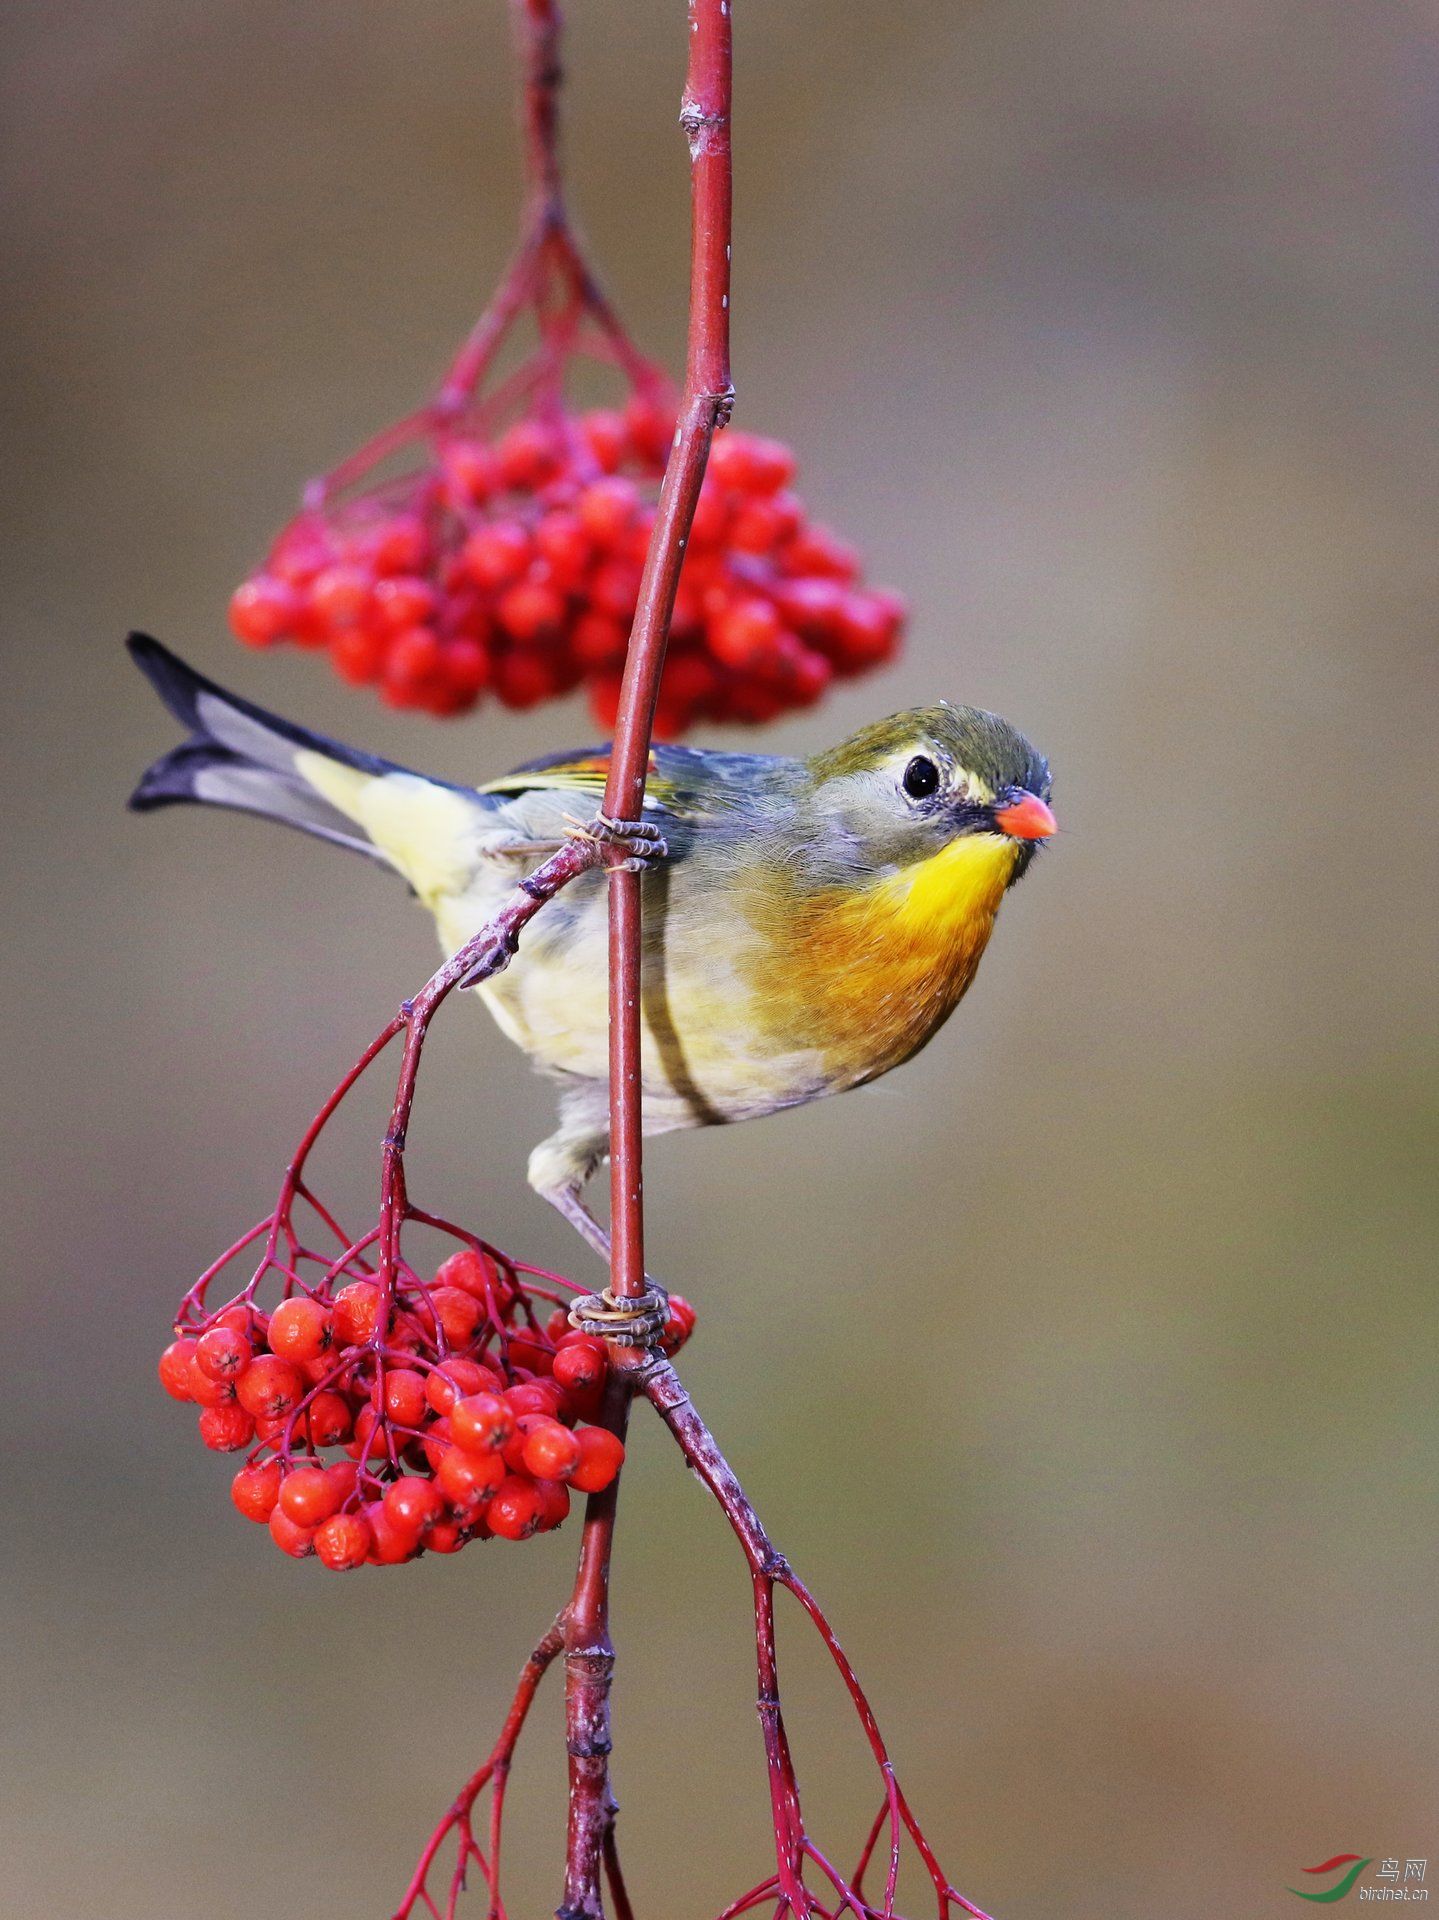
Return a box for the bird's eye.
[901,755,940,801]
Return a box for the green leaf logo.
[1289,1856,1372,1902]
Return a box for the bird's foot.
[568,1281,671,1348]
[566,810,668,873]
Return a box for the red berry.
[570,1427,626,1493]
[572,612,628,668]
[314,1511,371,1571]
[442,439,501,507]
[364,514,432,577]
[522,1420,581,1482]
[496,419,561,489]
[365,1502,420,1566]
[329,626,386,686]
[425,1517,474,1554]
[462,521,532,590]
[268,1506,317,1559]
[450,1392,514,1455]
[199,1404,255,1452]
[433,1247,493,1302]
[373,575,439,631]
[437,1444,505,1511]
[709,598,784,668]
[487,1476,542,1541]
[309,563,373,629]
[305,1389,353,1447]
[236,1356,305,1420]
[425,1357,499,1417]
[504,1379,565,1418]
[497,578,567,644]
[532,1478,571,1531]
[552,1339,607,1394]
[440,637,490,701]
[787,524,859,582]
[196,1325,252,1382]
[382,1368,429,1429]
[187,1356,236,1408]
[383,1476,445,1536]
[268,1296,333,1364]
[425,1286,482,1347]
[506,1330,552,1377]
[577,477,640,544]
[333,1280,382,1346]
[535,510,593,583]
[159,1337,199,1402]
[231,1460,282,1522]
[229,575,298,647]
[580,408,630,472]
[279,1464,343,1528]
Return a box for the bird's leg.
[529,1126,669,1342]
[541,1174,619,1267]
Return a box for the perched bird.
[128,633,1055,1263]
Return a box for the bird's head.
[806,704,1055,887]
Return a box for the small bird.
[128,634,1055,1263]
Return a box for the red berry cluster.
[159,1247,695,1569]
[230,399,906,735]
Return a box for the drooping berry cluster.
[229,398,906,736]
[159,1244,695,1569]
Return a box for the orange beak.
[992,789,1057,840]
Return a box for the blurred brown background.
[4,1,1437,1915]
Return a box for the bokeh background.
[4,1,1438,1914]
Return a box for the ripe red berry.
[425,1356,498,1416]
[279,1465,343,1528]
[425,1286,482,1347]
[333,1280,382,1346]
[710,597,784,668]
[314,1511,371,1571]
[383,1476,445,1537]
[433,1247,493,1301]
[522,1420,581,1482]
[229,575,298,648]
[462,521,531,590]
[236,1355,305,1420]
[552,1338,607,1394]
[532,1478,571,1532]
[425,1517,474,1554]
[504,1379,566,1418]
[187,1355,237,1408]
[267,1296,333,1364]
[159,1337,199,1401]
[437,1444,505,1511]
[450,1392,514,1455]
[196,1325,252,1381]
[268,1506,317,1559]
[487,1476,542,1541]
[231,1459,283,1522]
[570,1426,626,1494]
[199,1404,255,1452]
[309,563,372,629]
[365,1503,420,1566]
[382,1368,429,1429]
[506,1331,553,1377]
[304,1389,353,1447]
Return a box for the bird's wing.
[478,744,713,820]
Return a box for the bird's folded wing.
[478,747,704,819]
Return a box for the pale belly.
[433,867,834,1127]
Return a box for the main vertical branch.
[560,2,735,1915]
[602,0,733,1304]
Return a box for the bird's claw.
[571,811,668,873]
